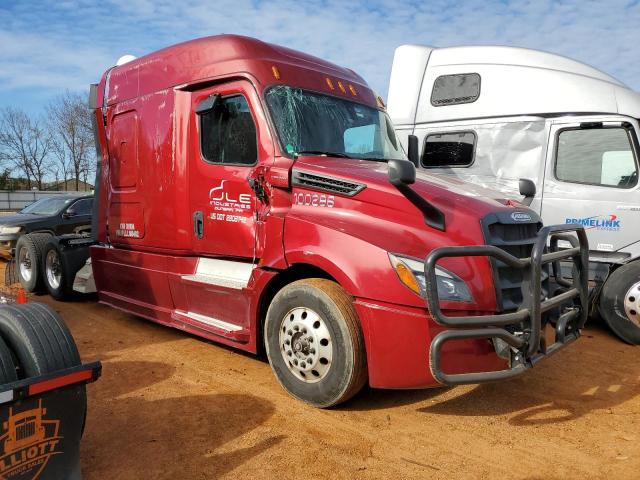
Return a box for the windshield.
[264,86,406,161]
[20,197,73,215]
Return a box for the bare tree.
[47,91,94,191]
[0,107,53,190]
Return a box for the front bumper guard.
[425,225,589,386]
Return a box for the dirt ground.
[1,262,639,479]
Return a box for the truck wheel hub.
[624,281,640,326]
[279,307,333,383]
[45,249,62,290]
[18,248,32,282]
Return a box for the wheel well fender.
[256,263,337,355]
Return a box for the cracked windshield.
[265,85,406,161]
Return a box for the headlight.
[388,253,473,302]
[0,226,21,234]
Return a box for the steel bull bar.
[424,225,589,385]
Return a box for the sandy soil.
[1,262,638,479]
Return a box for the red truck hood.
[287,156,538,311]
[293,156,515,215]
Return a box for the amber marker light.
[337,81,346,93]
[348,84,357,96]
[325,77,335,90]
[271,65,281,80]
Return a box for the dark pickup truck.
[0,195,93,257]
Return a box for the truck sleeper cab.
[83,35,587,407]
[387,44,640,345]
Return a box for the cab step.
[180,258,254,290]
[172,310,249,342]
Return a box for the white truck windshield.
[265,86,406,162]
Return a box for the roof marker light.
[271,66,281,80]
[376,95,386,108]
[348,84,357,96]
[325,78,335,90]
[337,81,346,94]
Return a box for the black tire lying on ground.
[0,335,18,384]
[0,302,81,378]
[15,232,53,292]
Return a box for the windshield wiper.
[295,150,351,158]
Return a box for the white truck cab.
[387,45,640,344]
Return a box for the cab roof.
[388,44,640,125]
[102,35,376,107]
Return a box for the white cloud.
[0,0,638,107]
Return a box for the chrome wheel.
[624,280,640,327]
[278,307,333,383]
[45,249,62,290]
[18,247,32,283]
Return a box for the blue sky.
[1,0,639,115]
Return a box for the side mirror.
[388,159,416,186]
[195,93,220,115]
[518,178,536,206]
[407,134,419,168]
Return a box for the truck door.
[541,119,640,256]
[189,80,268,259]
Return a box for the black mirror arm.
[394,183,446,231]
[388,159,445,231]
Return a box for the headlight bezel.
[388,253,474,303]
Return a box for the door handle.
[193,211,204,239]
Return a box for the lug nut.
[308,337,313,343]
[294,325,299,331]
[301,362,306,368]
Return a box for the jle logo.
[0,400,62,479]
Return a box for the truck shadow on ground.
[83,359,284,480]
[417,338,640,426]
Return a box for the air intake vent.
[292,170,366,197]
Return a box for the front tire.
[599,262,640,345]
[264,278,367,408]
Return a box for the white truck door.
[541,119,640,255]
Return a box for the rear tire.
[0,302,81,378]
[599,262,640,345]
[264,278,367,408]
[42,241,74,301]
[15,232,52,292]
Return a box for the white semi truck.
[387,45,640,345]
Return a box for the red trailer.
[29,35,587,407]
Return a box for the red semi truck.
[25,35,588,407]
